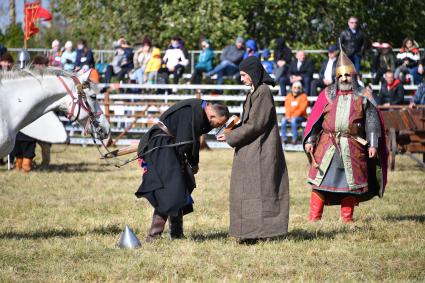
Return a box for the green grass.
[1,146,424,282]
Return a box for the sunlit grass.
[0,146,424,281]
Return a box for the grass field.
[1,145,424,282]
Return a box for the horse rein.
[56,75,103,135]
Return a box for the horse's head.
[59,70,110,141]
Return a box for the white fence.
[64,83,417,151]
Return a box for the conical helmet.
[18,49,31,69]
[335,47,356,78]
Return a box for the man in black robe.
[136,99,230,242]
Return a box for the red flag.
[24,1,52,41]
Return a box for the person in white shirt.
[162,36,189,84]
[310,44,338,96]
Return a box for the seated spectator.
[61,41,76,71]
[144,47,162,84]
[310,44,338,96]
[274,36,293,91]
[206,36,245,85]
[280,50,314,96]
[0,53,14,70]
[371,42,396,85]
[75,39,95,72]
[261,48,274,74]
[132,36,152,84]
[376,70,404,106]
[48,39,62,67]
[410,81,425,107]
[395,37,420,84]
[162,36,189,84]
[243,39,259,59]
[104,38,134,83]
[191,39,214,84]
[281,82,308,144]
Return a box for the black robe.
[135,99,212,216]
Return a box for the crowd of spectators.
[1,16,425,145]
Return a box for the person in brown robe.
[217,56,290,242]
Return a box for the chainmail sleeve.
[365,100,381,148]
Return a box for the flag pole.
[24,0,27,49]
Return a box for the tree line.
[1,0,425,52]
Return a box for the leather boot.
[146,213,167,243]
[15,157,23,171]
[341,196,356,223]
[169,210,184,239]
[308,191,325,221]
[22,158,32,173]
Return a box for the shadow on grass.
[0,224,122,240]
[36,162,113,173]
[190,231,228,242]
[285,226,370,242]
[384,214,425,223]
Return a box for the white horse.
[0,68,110,157]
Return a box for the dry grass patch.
[0,146,424,281]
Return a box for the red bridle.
[57,75,102,135]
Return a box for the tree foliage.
[2,0,425,51]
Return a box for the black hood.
[239,56,275,89]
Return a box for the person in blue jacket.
[243,39,259,59]
[261,48,274,74]
[191,39,214,84]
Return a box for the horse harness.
[56,75,103,135]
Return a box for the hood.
[239,56,275,89]
[245,39,258,51]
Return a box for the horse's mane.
[0,67,98,93]
[0,66,75,82]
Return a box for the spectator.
[310,44,338,96]
[104,38,134,83]
[280,50,314,96]
[60,41,76,71]
[339,16,366,73]
[75,39,95,72]
[0,43,7,58]
[274,36,293,92]
[162,36,189,84]
[371,42,396,84]
[261,48,274,74]
[47,39,62,67]
[410,81,425,107]
[206,36,245,85]
[32,55,53,168]
[0,53,14,70]
[281,81,308,144]
[132,36,152,84]
[395,37,421,84]
[376,70,404,106]
[144,47,162,84]
[243,39,259,59]
[417,52,425,80]
[191,39,214,84]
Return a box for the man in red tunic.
[303,49,388,222]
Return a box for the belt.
[323,131,368,146]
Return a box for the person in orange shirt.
[281,81,308,144]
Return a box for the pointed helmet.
[335,45,357,78]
